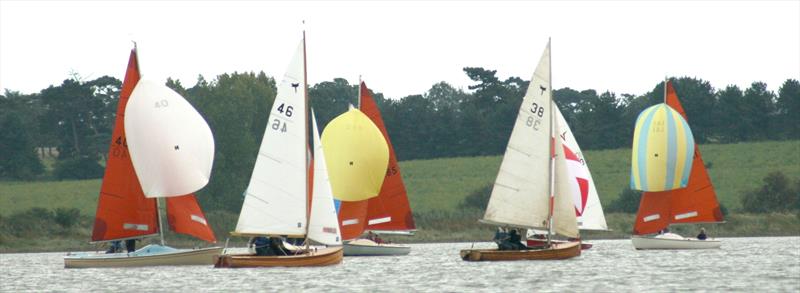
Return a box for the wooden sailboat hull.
[526,239,593,250]
[460,241,581,261]
[64,245,223,268]
[632,235,721,250]
[343,239,410,256]
[214,247,343,268]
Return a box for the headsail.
[552,116,580,238]
[553,108,608,230]
[92,48,158,242]
[166,194,216,243]
[482,41,552,230]
[125,80,215,197]
[322,108,389,202]
[234,40,308,236]
[633,81,724,235]
[308,111,343,245]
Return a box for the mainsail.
[308,111,343,245]
[482,41,553,230]
[91,48,158,242]
[125,80,215,198]
[633,81,724,235]
[234,40,308,236]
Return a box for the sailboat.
[64,46,222,268]
[214,35,343,268]
[630,80,724,250]
[526,107,608,250]
[334,81,416,256]
[460,40,582,261]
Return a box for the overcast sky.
[1,0,798,99]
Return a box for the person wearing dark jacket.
[697,228,708,240]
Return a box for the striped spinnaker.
[630,103,694,192]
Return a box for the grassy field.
[402,140,800,213]
[1,140,798,251]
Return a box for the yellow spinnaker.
[630,103,695,192]
[321,108,389,202]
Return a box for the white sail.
[308,111,343,245]
[552,114,580,238]
[124,80,214,197]
[554,108,608,230]
[234,40,307,236]
[482,41,552,229]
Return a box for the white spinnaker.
[235,41,307,236]
[552,114,580,238]
[482,41,552,230]
[554,108,608,230]
[308,111,343,245]
[124,80,214,198]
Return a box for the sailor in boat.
[250,237,271,256]
[493,227,511,250]
[367,231,386,244]
[125,239,137,253]
[106,241,123,253]
[268,236,289,255]
[507,229,527,250]
[697,228,708,240]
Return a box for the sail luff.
[552,114,579,238]
[303,31,311,244]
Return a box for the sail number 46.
[276,103,293,117]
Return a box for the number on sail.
[271,119,287,133]
[276,103,294,117]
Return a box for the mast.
[546,38,554,247]
[157,198,165,245]
[302,29,311,249]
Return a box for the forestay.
[482,42,552,230]
[125,80,215,197]
[235,40,308,236]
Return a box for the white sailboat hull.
[631,234,721,250]
[343,239,410,256]
[64,245,223,268]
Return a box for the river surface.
[1,237,798,292]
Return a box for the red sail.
[360,82,417,232]
[166,195,216,243]
[633,81,724,235]
[91,49,158,242]
[338,200,369,240]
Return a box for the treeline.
[1,69,798,211]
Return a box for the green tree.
[741,171,799,213]
[776,79,800,139]
[607,187,642,213]
[741,82,776,140]
[0,112,44,179]
[714,85,745,142]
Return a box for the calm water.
[1,237,799,292]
